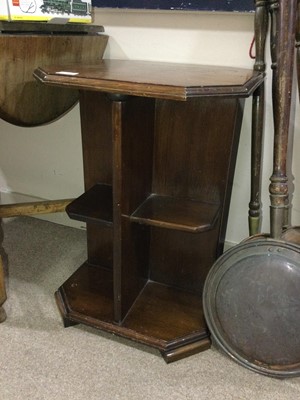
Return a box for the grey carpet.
[0,217,300,400]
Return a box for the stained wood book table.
[34,60,263,362]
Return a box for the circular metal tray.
[203,239,300,378]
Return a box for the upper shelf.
[34,59,264,101]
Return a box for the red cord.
[249,36,256,59]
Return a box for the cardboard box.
[5,0,92,23]
[0,1,9,20]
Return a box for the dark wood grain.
[34,60,264,101]
[47,59,262,360]
[79,92,113,268]
[112,96,155,322]
[56,265,209,352]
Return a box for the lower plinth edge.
[161,338,211,363]
[55,285,211,362]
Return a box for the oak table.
[34,59,264,362]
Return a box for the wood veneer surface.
[34,59,264,100]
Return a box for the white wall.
[0,8,299,244]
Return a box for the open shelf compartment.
[66,183,113,226]
[55,261,209,357]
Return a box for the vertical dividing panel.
[112,99,123,322]
[80,91,112,188]
[112,96,155,322]
[120,97,155,319]
[79,91,113,268]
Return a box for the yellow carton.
[6,0,92,23]
[0,2,9,20]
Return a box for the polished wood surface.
[130,194,220,233]
[56,264,207,345]
[37,59,264,360]
[269,0,298,238]
[34,60,263,100]
[0,24,108,126]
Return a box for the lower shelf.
[56,261,211,362]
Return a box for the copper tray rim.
[203,238,300,378]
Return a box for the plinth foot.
[161,338,211,363]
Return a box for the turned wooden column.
[269,0,298,238]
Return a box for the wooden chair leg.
[0,199,73,218]
[0,255,7,323]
